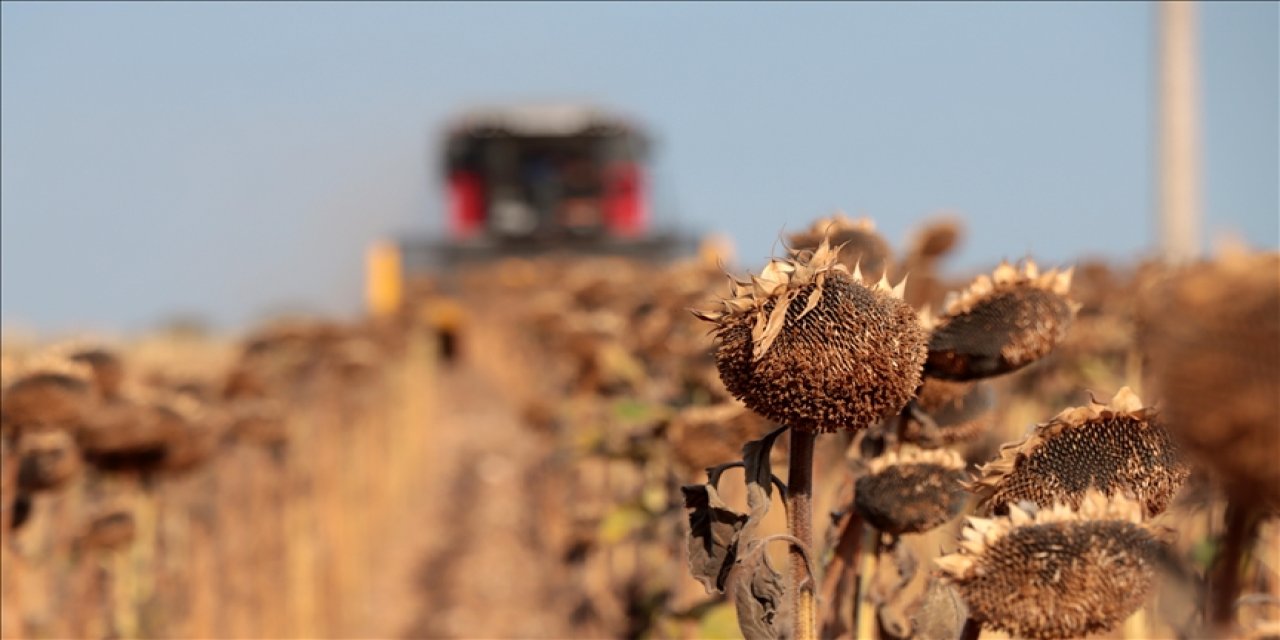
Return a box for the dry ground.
[372,320,581,639]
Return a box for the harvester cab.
[392,104,694,277]
[370,104,697,322]
[444,104,649,243]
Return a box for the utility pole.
[1157,0,1203,263]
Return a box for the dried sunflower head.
[667,402,772,474]
[69,348,125,401]
[0,356,94,436]
[970,387,1188,518]
[901,378,993,447]
[900,217,965,308]
[786,213,892,278]
[77,386,193,473]
[937,491,1162,640]
[158,412,222,475]
[906,216,963,263]
[855,447,968,535]
[1139,250,1280,509]
[16,428,82,492]
[694,237,927,433]
[923,260,1078,380]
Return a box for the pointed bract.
[693,226,926,433]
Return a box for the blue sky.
[2,2,1276,334]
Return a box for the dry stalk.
[1209,501,1261,632]
[787,429,817,640]
[959,616,983,640]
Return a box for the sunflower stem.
[818,481,863,639]
[787,429,817,640]
[959,616,983,640]
[1209,500,1259,631]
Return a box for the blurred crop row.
[1,317,436,638]
[2,214,1277,639]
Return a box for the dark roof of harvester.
[445,103,646,139]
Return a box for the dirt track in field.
[373,320,581,640]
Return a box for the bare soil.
[375,339,579,639]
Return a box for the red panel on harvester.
[448,172,485,239]
[605,164,647,238]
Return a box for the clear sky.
[2,1,1276,335]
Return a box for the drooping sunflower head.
[667,402,773,475]
[694,236,927,433]
[786,213,892,277]
[937,491,1162,640]
[922,260,1077,381]
[969,387,1189,518]
[900,378,994,447]
[1139,249,1280,509]
[855,447,968,534]
[0,353,95,436]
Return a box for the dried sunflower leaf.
[705,461,744,488]
[682,483,748,594]
[741,425,788,505]
[730,543,786,640]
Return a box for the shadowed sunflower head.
[855,447,968,534]
[922,260,1077,381]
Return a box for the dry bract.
[786,213,892,277]
[1139,250,1280,509]
[923,260,1077,381]
[970,387,1188,518]
[937,491,1161,640]
[695,238,927,433]
[854,447,968,535]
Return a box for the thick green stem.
[787,429,817,640]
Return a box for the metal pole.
[1157,0,1203,264]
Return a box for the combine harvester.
[366,103,702,353]
[368,103,698,316]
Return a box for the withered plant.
[920,261,1077,381]
[898,378,993,449]
[938,491,1163,640]
[786,214,893,278]
[1139,249,1280,634]
[854,448,968,537]
[684,223,1091,639]
[969,387,1189,519]
[691,236,925,639]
